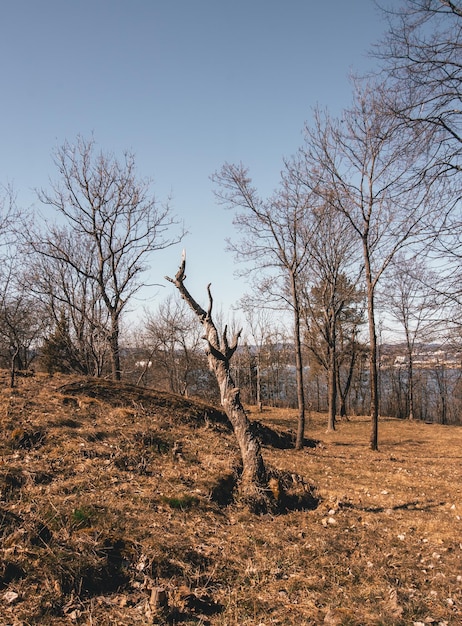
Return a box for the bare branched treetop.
[32,135,185,380]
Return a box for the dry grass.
[0,371,461,625]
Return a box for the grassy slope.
[0,371,461,625]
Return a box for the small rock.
[3,591,19,604]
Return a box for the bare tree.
[27,230,110,376]
[378,0,462,177]
[166,254,276,512]
[0,262,44,386]
[143,295,207,395]
[335,300,366,420]
[304,273,364,431]
[299,82,436,449]
[32,136,184,380]
[0,186,42,386]
[377,0,462,332]
[300,204,362,431]
[240,305,278,410]
[380,255,440,420]
[212,163,314,449]
[233,321,295,408]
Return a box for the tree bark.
[109,314,121,381]
[10,345,19,389]
[404,325,415,421]
[368,310,379,450]
[326,338,337,432]
[364,246,379,451]
[336,346,355,421]
[166,255,275,511]
[290,274,306,450]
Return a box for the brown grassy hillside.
[0,371,461,625]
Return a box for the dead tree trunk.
[166,255,275,512]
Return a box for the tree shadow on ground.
[338,499,445,514]
[251,420,319,450]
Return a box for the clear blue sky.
[0,1,393,321]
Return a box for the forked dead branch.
[166,253,278,513]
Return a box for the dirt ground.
[0,371,460,625]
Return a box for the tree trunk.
[408,352,415,421]
[369,315,379,450]
[291,274,306,450]
[109,313,121,381]
[327,340,336,432]
[256,359,262,411]
[366,278,379,450]
[218,366,267,495]
[364,242,379,451]
[166,256,275,512]
[10,346,19,389]
[336,352,353,421]
[338,390,347,420]
[405,330,415,421]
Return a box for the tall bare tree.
[31,136,184,380]
[298,82,436,449]
[212,163,314,449]
[300,204,361,431]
